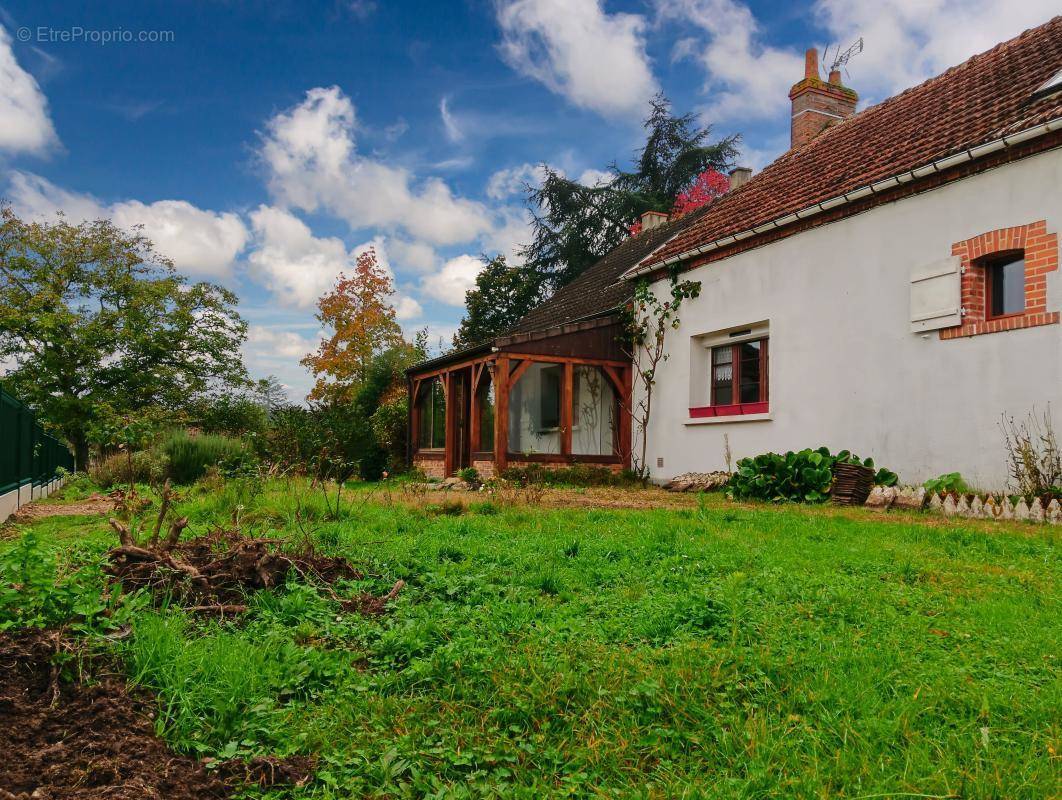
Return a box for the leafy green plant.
[923,472,969,495]
[729,448,834,503]
[730,447,900,503]
[0,531,139,632]
[162,431,253,484]
[457,467,481,488]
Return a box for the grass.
[4,477,1060,798]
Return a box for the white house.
[625,18,1062,488]
[405,18,1062,489]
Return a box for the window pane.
[508,362,562,454]
[990,256,1025,317]
[477,376,494,451]
[739,340,761,403]
[571,366,617,456]
[711,345,733,405]
[431,381,446,449]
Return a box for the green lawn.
[4,480,1060,798]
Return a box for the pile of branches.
[104,482,403,616]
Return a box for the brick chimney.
[728,167,752,190]
[788,48,857,149]
[640,210,668,231]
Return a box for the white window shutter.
[910,256,962,332]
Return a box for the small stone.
[1029,498,1045,523]
[1001,498,1014,520]
[1046,499,1061,524]
[865,487,889,509]
[956,496,971,517]
[970,496,984,518]
[943,495,957,517]
[893,486,926,511]
[1015,499,1030,521]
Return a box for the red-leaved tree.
[301,248,404,403]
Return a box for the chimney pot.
[728,167,752,191]
[828,69,841,85]
[804,48,818,80]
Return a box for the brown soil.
[105,528,403,616]
[11,494,115,522]
[0,628,313,799]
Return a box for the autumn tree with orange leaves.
[301,247,404,403]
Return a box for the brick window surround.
[940,220,1059,339]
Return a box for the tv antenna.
[828,37,864,76]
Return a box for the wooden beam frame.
[494,356,510,472]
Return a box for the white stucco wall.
[642,148,1062,489]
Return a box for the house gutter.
[622,117,1062,281]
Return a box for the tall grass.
[12,480,1061,797]
[162,431,250,484]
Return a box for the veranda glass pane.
[571,366,617,456]
[431,381,446,449]
[508,362,563,454]
[417,382,434,448]
[478,376,495,451]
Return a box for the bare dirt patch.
[11,494,115,522]
[0,628,308,799]
[106,527,404,616]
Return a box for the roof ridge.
[642,15,1062,271]
[788,15,1062,157]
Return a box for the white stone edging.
[866,485,1062,524]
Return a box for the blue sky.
[1,0,1056,399]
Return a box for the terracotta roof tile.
[647,16,1062,268]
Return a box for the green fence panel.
[0,386,73,494]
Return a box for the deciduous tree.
[302,247,404,403]
[0,206,247,469]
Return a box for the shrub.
[162,431,253,484]
[90,449,170,489]
[923,472,969,495]
[457,467,481,488]
[729,448,834,503]
[1001,408,1062,499]
[499,464,639,488]
[729,447,899,503]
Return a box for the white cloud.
[389,238,437,273]
[247,205,357,309]
[394,295,424,321]
[8,172,248,278]
[260,86,491,246]
[495,0,658,119]
[439,96,463,142]
[813,0,1061,104]
[242,324,321,402]
[658,0,804,122]
[420,254,484,306]
[0,25,59,154]
[245,325,318,361]
[577,168,613,186]
[485,162,544,200]
[482,206,532,265]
